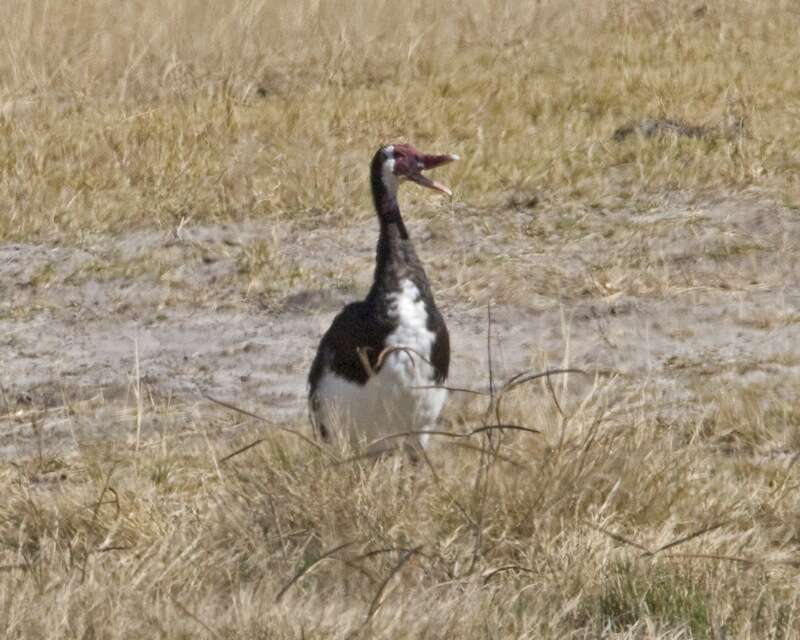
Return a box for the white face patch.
[381,156,399,194]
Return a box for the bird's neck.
[368,177,428,303]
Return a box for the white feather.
[381,157,398,194]
[313,279,447,453]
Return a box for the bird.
[308,143,459,455]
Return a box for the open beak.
[408,153,459,197]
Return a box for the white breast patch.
[312,279,447,453]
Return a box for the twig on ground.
[494,368,586,426]
[171,596,223,639]
[585,520,731,558]
[364,546,422,624]
[482,564,536,583]
[203,393,329,461]
[275,539,364,602]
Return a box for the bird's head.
[372,143,459,198]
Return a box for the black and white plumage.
[308,143,458,453]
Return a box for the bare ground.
[2,194,799,460]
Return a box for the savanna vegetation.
[2,1,800,637]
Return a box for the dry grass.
[3,374,800,638]
[3,0,800,242]
[3,1,800,637]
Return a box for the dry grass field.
[2,1,800,637]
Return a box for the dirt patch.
[2,196,799,459]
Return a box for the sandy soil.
[2,195,799,459]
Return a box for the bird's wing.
[308,301,389,393]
